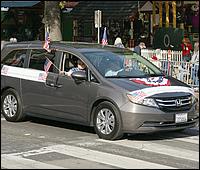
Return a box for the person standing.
[179,38,193,82]
[180,37,193,62]
[114,37,125,48]
[191,41,199,63]
[190,41,199,86]
[134,42,146,55]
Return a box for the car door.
[21,48,63,117]
[43,52,91,124]
[22,49,92,124]
[46,73,91,123]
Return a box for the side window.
[90,72,99,83]
[61,52,78,72]
[2,49,27,68]
[29,49,56,72]
[60,52,89,78]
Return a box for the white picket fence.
[141,49,199,90]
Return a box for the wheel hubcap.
[3,94,17,117]
[96,108,115,135]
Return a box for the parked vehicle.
[1,41,199,140]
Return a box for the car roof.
[2,41,131,53]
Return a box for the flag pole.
[45,57,61,72]
[98,25,100,44]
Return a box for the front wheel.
[93,101,123,140]
[1,88,25,122]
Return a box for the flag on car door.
[44,58,53,73]
[102,27,108,45]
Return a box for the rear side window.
[2,49,27,67]
[29,49,56,72]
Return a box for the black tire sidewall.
[1,89,24,122]
[94,101,123,140]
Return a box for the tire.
[1,88,25,122]
[93,101,123,140]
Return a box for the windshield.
[83,49,163,78]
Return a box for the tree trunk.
[44,1,62,41]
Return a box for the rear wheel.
[1,88,25,122]
[93,101,123,140]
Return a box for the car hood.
[107,76,189,92]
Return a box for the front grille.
[154,95,192,112]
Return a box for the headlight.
[142,98,159,108]
[127,94,159,108]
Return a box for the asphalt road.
[1,115,199,169]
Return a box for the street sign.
[95,10,102,28]
[95,10,102,44]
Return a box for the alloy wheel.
[3,94,18,117]
[96,108,115,135]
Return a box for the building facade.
[1,1,199,49]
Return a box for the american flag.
[44,58,53,73]
[1,66,9,75]
[130,76,171,87]
[43,32,51,52]
[38,72,47,81]
[129,90,147,102]
[102,27,108,45]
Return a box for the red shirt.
[181,43,193,56]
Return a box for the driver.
[105,59,123,77]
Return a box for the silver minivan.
[1,41,199,140]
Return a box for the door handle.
[47,83,62,88]
[55,84,62,88]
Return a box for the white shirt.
[105,69,123,77]
[191,50,199,64]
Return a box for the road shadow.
[123,128,199,141]
[6,115,199,141]
[28,116,96,134]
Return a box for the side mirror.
[71,71,87,82]
[46,72,62,88]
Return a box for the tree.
[44,1,62,41]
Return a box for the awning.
[71,1,146,19]
[1,1,40,8]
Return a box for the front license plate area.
[175,113,188,123]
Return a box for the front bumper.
[120,102,199,133]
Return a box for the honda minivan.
[1,41,199,140]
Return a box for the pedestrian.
[180,37,193,62]
[179,38,193,82]
[114,37,125,48]
[134,41,146,55]
[9,37,17,42]
[191,41,199,63]
[190,41,199,86]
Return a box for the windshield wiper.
[105,74,164,78]
[148,74,165,77]
[105,75,141,78]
